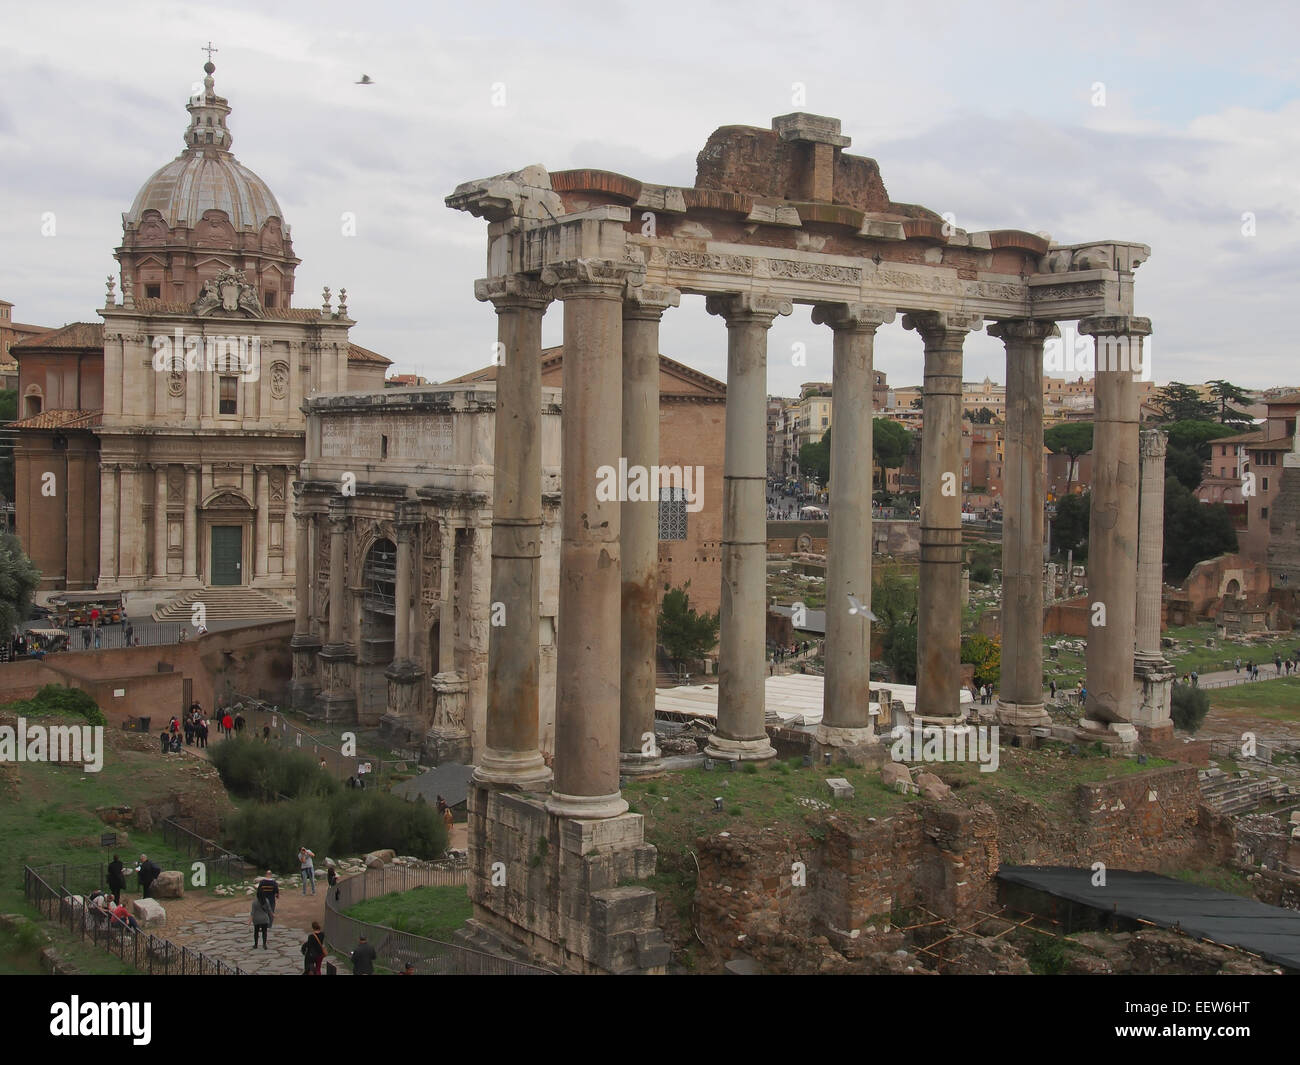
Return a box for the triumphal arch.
[447,113,1158,973]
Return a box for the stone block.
[880,762,912,789]
[132,898,165,927]
[916,772,952,801]
[152,871,184,899]
[363,849,396,866]
[825,777,855,799]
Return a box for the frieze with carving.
[1032,281,1106,300]
[874,268,960,295]
[662,250,755,274]
[767,259,861,283]
[193,269,265,318]
[270,361,289,399]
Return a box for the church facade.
[12,59,387,601]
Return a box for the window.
[381,434,389,459]
[264,291,276,308]
[24,394,42,418]
[1263,477,1269,492]
[658,487,687,542]
[218,376,238,414]
[1261,507,1269,519]
[145,284,160,299]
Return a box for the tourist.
[443,805,454,834]
[170,732,182,753]
[94,630,102,650]
[197,716,209,749]
[302,921,326,975]
[249,895,271,949]
[184,716,194,746]
[327,863,339,901]
[351,934,377,975]
[124,621,133,644]
[159,729,170,754]
[83,628,91,650]
[222,710,234,737]
[256,870,279,919]
[1049,680,1057,701]
[1191,670,1199,688]
[110,902,139,933]
[1275,653,1283,676]
[1235,656,1241,673]
[298,846,316,895]
[234,711,245,733]
[137,854,160,899]
[107,854,126,905]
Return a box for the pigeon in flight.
[356,74,374,85]
[847,593,877,622]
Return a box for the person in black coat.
[107,855,126,905]
[137,855,161,898]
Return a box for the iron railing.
[23,864,245,975]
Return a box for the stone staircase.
[153,587,293,624]
[1199,767,1294,815]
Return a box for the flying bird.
[356,74,374,85]
[847,593,877,622]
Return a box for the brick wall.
[1075,765,1203,868]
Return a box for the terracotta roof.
[1244,437,1295,452]
[9,408,102,431]
[1266,391,1300,406]
[348,342,391,366]
[11,322,103,352]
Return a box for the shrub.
[208,737,339,801]
[1171,683,1210,734]
[5,684,106,726]
[225,800,333,869]
[969,561,994,584]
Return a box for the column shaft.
[814,304,893,742]
[255,466,270,579]
[294,513,311,633]
[100,465,120,582]
[992,320,1055,727]
[439,522,455,672]
[904,313,980,722]
[393,525,413,664]
[548,263,633,816]
[476,277,552,788]
[327,510,347,647]
[1136,431,1168,659]
[706,293,791,762]
[1081,317,1150,724]
[620,288,678,774]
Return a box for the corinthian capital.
[987,319,1059,345]
[901,310,983,341]
[704,292,794,323]
[474,275,554,309]
[542,253,647,295]
[811,302,895,332]
[624,284,681,319]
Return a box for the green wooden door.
[210,526,243,586]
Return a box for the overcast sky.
[3,0,1298,395]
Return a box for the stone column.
[183,464,199,582]
[705,292,792,762]
[1136,430,1168,661]
[620,285,680,776]
[290,506,322,708]
[439,520,456,674]
[293,510,312,634]
[811,302,894,760]
[544,258,642,818]
[326,504,348,649]
[254,466,270,580]
[99,464,120,583]
[474,276,553,789]
[991,319,1057,729]
[392,513,415,665]
[903,312,981,723]
[152,464,168,581]
[1080,315,1150,731]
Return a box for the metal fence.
[323,859,553,975]
[160,817,248,882]
[23,864,244,975]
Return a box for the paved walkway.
[174,914,312,975]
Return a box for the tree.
[1052,491,1091,560]
[961,634,1001,687]
[1163,476,1238,582]
[973,406,996,425]
[873,418,913,471]
[657,582,719,673]
[0,531,40,638]
[1044,422,1094,496]
[1206,379,1255,429]
[1150,382,1215,424]
[1170,683,1210,733]
[797,431,830,486]
[1163,420,1248,493]
[873,567,918,684]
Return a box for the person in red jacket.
[222,711,234,737]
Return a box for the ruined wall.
[1075,766,1204,868]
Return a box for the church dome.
[124,63,286,232]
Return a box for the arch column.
[317,500,357,722]
[290,499,322,707]
[903,312,981,724]
[544,257,643,819]
[152,464,169,581]
[620,285,680,776]
[990,319,1056,729]
[1079,315,1150,734]
[254,465,270,580]
[811,302,894,760]
[99,463,120,585]
[705,291,792,763]
[474,275,554,789]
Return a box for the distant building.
[0,299,53,391]
[1239,392,1299,564]
[386,373,429,387]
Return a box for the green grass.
[1205,677,1300,718]
[343,884,471,941]
[1169,866,1257,900]
[0,912,138,975]
[1162,623,1298,675]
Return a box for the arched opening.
[23,391,42,418]
[360,538,396,665]
[1224,578,1241,600]
[429,620,440,675]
